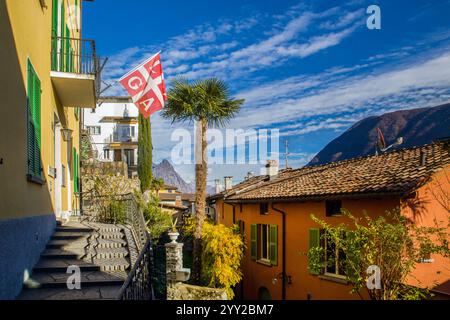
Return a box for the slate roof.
[217,139,450,202]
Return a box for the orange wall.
[217,196,402,300]
[402,168,450,293]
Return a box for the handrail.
[116,237,154,300]
[82,192,154,300]
[117,193,154,300]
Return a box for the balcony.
[51,37,101,108]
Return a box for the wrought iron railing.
[51,36,102,97]
[82,193,154,300]
[117,194,154,300]
[117,237,154,300]
[51,36,97,74]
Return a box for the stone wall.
[165,238,229,301]
[167,283,228,300]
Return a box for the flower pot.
[168,231,179,243]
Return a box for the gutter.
[225,192,404,204]
[271,202,287,301]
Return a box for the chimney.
[215,179,223,194]
[246,171,255,180]
[224,176,233,191]
[266,160,279,180]
[420,150,427,167]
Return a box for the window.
[250,224,277,266]
[61,165,66,187]
[260,203,269,215]
[27,59,43,183]
[88,126,101,135]
[131,126,136,137]
[324,231,347,277]
[326,200,342,217]
[260,224,270,261]
[309,229,347,277]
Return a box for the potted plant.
[168,217,179,243]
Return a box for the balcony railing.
[51,36,98,74]
[51,36,102,96]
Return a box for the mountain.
[153,160,194,193]
[153,160,215,194]
[308,103,450,166]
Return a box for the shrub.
[184,217,244,299]
[136,192,172,243]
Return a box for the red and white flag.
[119,52,167,118]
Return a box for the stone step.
[92,258,130,272]
[33,259,101,273]
[95,247,129,259]
[41,249,86,260]
[46,239,89,250]
[85,223,123,233]
[55,226,94,233]
[96,238,127,249]
[18,285,123,300]
[98,232,125,240]
[26,271,127,289]
[51,232,91,240]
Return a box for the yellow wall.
[0,0,82,220]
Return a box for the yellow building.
[0,0,99,299]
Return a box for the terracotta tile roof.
[207,168,296,201]
[159,193,195,202]
[224,139,450,202]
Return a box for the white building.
[83,101,139,177]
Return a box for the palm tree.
[162,78,244,282]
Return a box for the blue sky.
[83,0,450,185]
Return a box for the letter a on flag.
[119,52,167,118]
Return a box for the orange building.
[208,140,450,300]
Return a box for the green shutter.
[73,150,79,193]
[269,225,278,266]
[250,224,257,261]
[51,0,58,70]
[60,2,65,71]
[309,228,320,249]
[27,60,42,179]
[309,228,321,275]
[65,26,70,72]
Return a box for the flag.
[377,128,386,150]
[119,52,167,118]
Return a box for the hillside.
[308,103,450,166]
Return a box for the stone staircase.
[18,220,133,300]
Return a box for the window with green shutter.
[27,59,43,183]
[250,224,257,261]
[269,225,278,266]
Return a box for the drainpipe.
[79,109,83,216]
[271,202,286,300]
